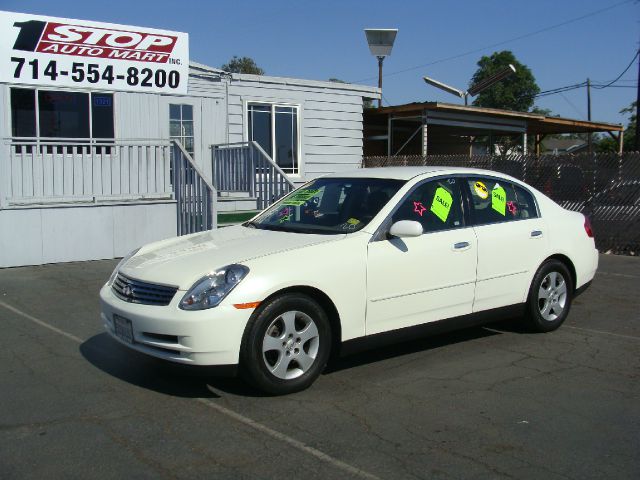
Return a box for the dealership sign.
[0,11,189,93]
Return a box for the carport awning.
[365,101,624,135]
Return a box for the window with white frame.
[169,104,195,159]
[247,103,299,174]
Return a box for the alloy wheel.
[538,271,567,321]
[262,310,320,380]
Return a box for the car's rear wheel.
[240,293,331,395]
[524,259,573,332]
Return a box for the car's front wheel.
[240,293,332,395]
[525,259,573,332]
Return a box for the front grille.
[112,272,178,306]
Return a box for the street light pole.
[587,77,592,154]
[364,29,398,109]
[423,65,516,106]
[377,56,384,108]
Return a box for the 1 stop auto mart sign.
[0,10,189,94]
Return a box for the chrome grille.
[112,272,177,306]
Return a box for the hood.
[120,225,343,289]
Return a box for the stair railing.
[172,140,217,235]
[212,141,295,210]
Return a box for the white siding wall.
[227,79,370,182]
[114,87,225,177]
[115,92,163,140]
[2,71,375,191]
[0,69,377,267]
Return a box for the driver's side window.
[391,178,464,233]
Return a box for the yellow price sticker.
[430,186,453,222]
[281,189,320,206]
[492,184,506,216]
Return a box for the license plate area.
[113,314,134,344]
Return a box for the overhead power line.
[352,0,634,83]
[517,49,640,102]
[592,50,639,89]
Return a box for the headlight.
[107,247,141,286]
[180,264,249,310]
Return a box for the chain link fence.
[363,152,640,255]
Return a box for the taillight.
[584,215,594,238]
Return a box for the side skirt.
[339,303,526,357]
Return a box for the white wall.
[114,87,225,180]
[0,67,378,267]
[0,202,176,267]
[226,79,369,182]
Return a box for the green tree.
[470,51,540,112]
[221,56,264,75]
[530,106,553,116]
[597,101,636,152]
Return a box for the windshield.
[247,177,406,234]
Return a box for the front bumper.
[99,283,253,366]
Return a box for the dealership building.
[0,11,378,267]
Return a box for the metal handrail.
[4,137,171,144]
[172,140,217,235]
[3,139,172,205]
[211,141,295,210]
[250,141,296,188]
[173,140,215,191]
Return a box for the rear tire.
[524,259,573,332]
[240,293,332,395]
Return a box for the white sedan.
[100,167,598,394]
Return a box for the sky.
[2,0,638,125]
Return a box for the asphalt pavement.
[0,254,638,479]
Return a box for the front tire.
[524,259,573,332]
[240,293,332,395]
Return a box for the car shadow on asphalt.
[80,320,523,398]
[324,325,503,374]
[80,333,225,398]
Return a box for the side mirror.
[389,220,423,238]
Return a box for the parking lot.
[0,254,638,479]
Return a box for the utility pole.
[587,78,592,154]
[635,47,639,151]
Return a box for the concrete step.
[217,197,258,212]
[217,210,261,226]
[218,191,253,198]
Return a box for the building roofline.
[188,60,380,97]
[189,61,227,75]
[366,101,624,133]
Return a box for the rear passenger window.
[392,178,464,233]
[467,177,538,224]
[512,184,538,219]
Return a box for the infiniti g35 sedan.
[100,167,598,394]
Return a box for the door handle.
[530,230,543,238]
[452,241,471,251]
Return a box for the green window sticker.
[492,184,506,216]
[281,189,320,206]
[430,186,453,222]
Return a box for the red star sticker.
[413,201,427,217]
